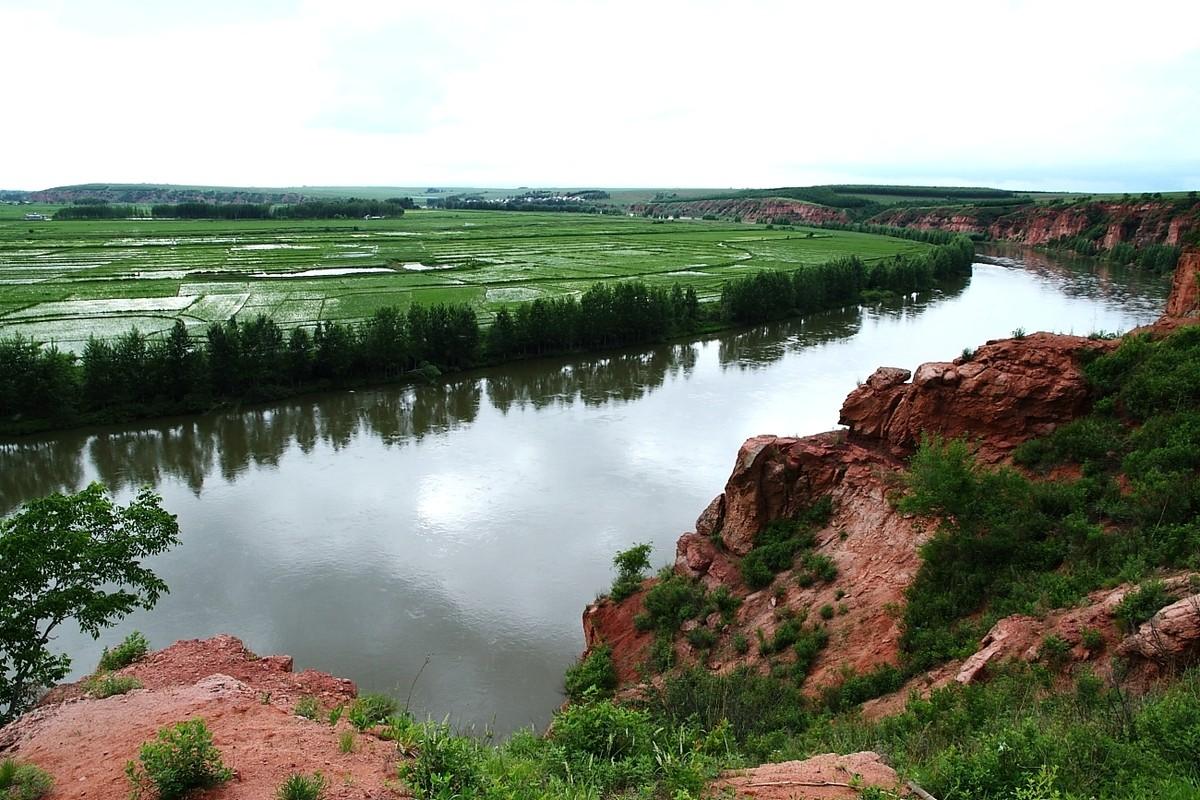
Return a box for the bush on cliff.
[740,497,833,590]
[125,718,232,800]
[0,758,53,800]
[564,645,617,703]
[97,630,150,672]
[609,542,652,602]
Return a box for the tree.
[0,483,180,722]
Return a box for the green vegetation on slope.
[901,325,1200,670]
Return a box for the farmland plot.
[0,211,929,351]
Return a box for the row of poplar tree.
[0,237,973,432]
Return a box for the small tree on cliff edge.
[0,483,179,722]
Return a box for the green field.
[0,210,930,352]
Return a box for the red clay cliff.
[583,246,1200,700]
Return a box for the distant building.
[23,213,47,221]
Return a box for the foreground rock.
[713,751,910,799]
[0,636,401,800]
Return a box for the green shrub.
[819,604,835,621]
[687,627,717,649]
[647,632,676,673]
[380,713,421,755]
[86,673,142,698]
[649,667,810,741]
[610,543,652,602]
[276,772,327,800]
[125,719,232,800]
[564,645,617,703]
[293,695,319,720]
[0,758,53,800]
[801,552,838,583]
[550,699,653,763]
[1014,417,1126,470]
[732,633,749,654]
[347,692,397,730]
[1039,634,1071,667]
[762,618,803,655]
[638,570,708,632]
[705,585,742,624]
[820,664,906,712]
[740,498,834,590]
[398,722,483,800]
[791,626,829,681]
[1080,628,1104,652]
[326,705,344,726]
[337,731,355,753]
[98,631,149,672]
[1114,580,1173,632]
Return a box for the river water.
[0,246,1169,734]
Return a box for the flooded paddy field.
[0,209,928,351]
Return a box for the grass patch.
[86,673,142,698]
[276,772,327,800]
[347,693,398,731]
[294,695,320,720]
[97,631,149,672]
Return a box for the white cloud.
[1,0,1197,190]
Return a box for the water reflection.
[979,244,1165,322]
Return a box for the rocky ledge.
[0,636,398,800]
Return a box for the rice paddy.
[0,209,930,352]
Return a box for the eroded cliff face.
[1166,248,1200,318]
[583,248,1200,703]
[872,200,1200,249]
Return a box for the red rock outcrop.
[713,751,910,799]
[840,333,1116,462]
[582,431,924,691]
[0,636,400,800]
[1118,592,1200,665]
[582,588,657,685]
[1165,248,1200,318]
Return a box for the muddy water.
[0,247,1169,734]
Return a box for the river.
[0,246,1169,733]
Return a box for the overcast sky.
[2,0,1198,192]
